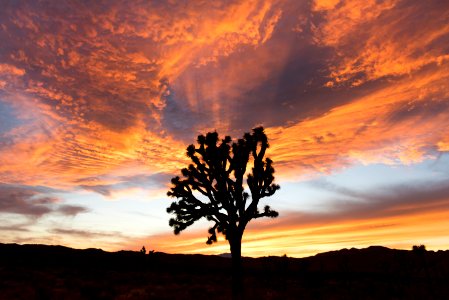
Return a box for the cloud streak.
[0,184,88,218]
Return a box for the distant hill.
[0,243,448,299]
[217,252,232,258]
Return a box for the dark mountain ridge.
[0,243,448,299]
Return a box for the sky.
[0,0,449,257]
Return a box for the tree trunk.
[230,235,243,299]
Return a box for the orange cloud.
[0,63,26,76]
[0,116,188,188]
[312,0,449,86]
[312,0,340,11]
[0,0,447,190]
[266,62,449,179]
[0,0,286,189]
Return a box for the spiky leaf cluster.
[167,127,279,244]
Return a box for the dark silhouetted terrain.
[0,243,448,299]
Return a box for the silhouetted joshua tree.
[167,126,280,296]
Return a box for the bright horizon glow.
[1,0,449,257]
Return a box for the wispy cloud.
[50,228,124,239]
[0,184,88,218]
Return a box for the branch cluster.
[167,127,279,244]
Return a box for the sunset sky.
[1,0,449,257]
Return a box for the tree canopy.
[167,126,280,245]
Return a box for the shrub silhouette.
[140,246,146,255]
[412,244,426,254]
[167,126,280,296]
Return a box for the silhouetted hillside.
[0,243,448,299]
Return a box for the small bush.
[412,245,426,254]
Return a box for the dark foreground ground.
[0,243,448,299]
